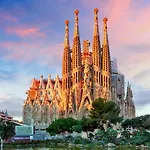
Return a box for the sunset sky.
[0,0,150,120]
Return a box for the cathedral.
[23,8,135,126]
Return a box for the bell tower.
[71,10,82,114]
[62,20,71,116]
[92,8,102,100]
[101,17,111,100]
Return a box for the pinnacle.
[65,20,69,25]
[94,8,99,14]
[74,9,79,15]
[103,17,108,23]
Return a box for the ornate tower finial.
[94,8,99,13]
[65,19,69,25]
[103,17,108,23]
[103,17,109,46]
[93,8,99,36]
[74,9,79,15]
[56,74,59,79]
[39,75,45,89]
[64,20,70,47]
[74,9,79,37]
[48,74,51,82]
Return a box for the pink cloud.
[81,0,150,88]
[5,27,46,38]
[0,41,63,67]
[0,9,18,23]
[102,0,150,46]
[3,15,18,22]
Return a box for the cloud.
[0,97,23,118]
[0,9,18,23]
[0,41,63,65]
[5,27,46,38]
[0,69,16,81]
[0,70,36,119]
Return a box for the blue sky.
[0,0,150,120]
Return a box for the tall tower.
[101,17,111,100]
[72,10,82,114]
[62,20,71,116]
[92,8,102,100]
[125,82,135,118]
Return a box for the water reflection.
[3,147,142,150]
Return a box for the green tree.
[122,130,130,139]
[0,120,15,140]
[80,117,97,137]
[46,117,78,135]
[106,128,118,143]
[90,98,122,128]
[122,114,150,129]
[72,122,83,133]
[130,129,150,145]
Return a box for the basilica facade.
[23,8,135,126]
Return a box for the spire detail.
[103,17,109,46]
[39,75,45,89]
[72,9,81,69]
[92,8,101,68]
[74,10,79,37]
[94,8,99,36]
[64,20,70,48]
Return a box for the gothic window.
[48,91,50,95]
[56,90,59,97]
[99,72,101,84]
[101,74,103,86]
[66,78,67,89]
[76,72,77,83]
[40,91,43,95]
[96,71,98,83]
[78,71,80,82]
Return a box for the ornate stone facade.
[23,8,135,126]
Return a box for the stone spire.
[93,8,100,37]
[101,17,111,80]
[62,20,71,90]
[126,82,133,98]
[74,10,80,37]
[72,10,82,70]
[101,17,111,100]
[64,20,70,48]
[92,8,101,68]
[30,78,36,89]
[39,75,45,89]
[62,20,72,117]
[72,10,82,115]
[92,8,102,100]
[103,17,109,47]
